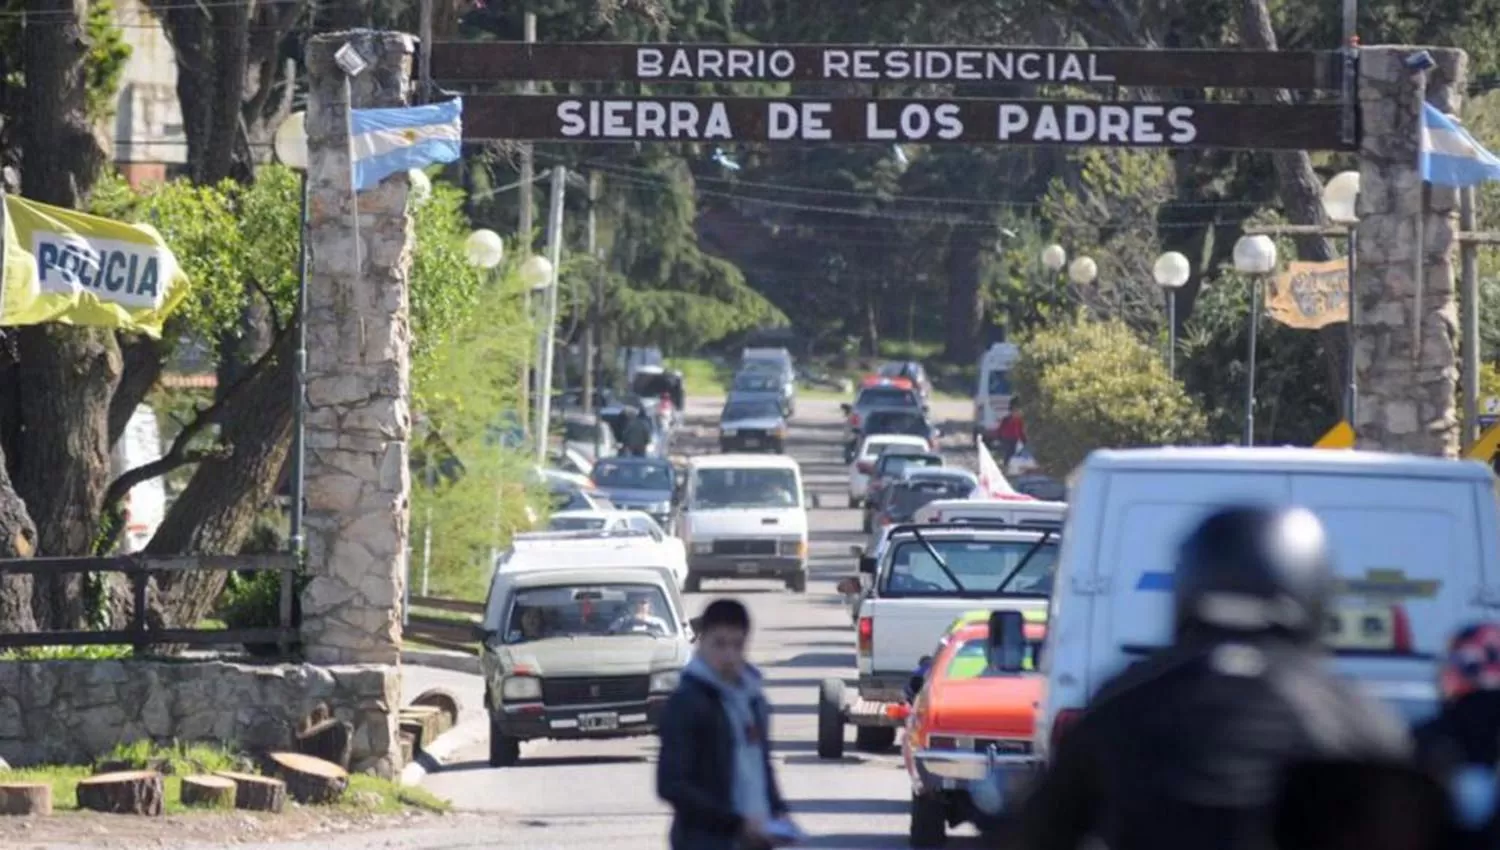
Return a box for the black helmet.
[1173,505,1333,644]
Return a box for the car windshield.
[724,400,782,421]
[548,516,608,531]
[945,637,1040,678]
[592,460,673,491]
[865,411,929,435]
[891,481,975,517]
[857,387,918,408]
[504,583,675,643]
[563,421,600,442]
[882,537,1058,597]
[878,363,908,378]
[988,370,1012,395]
[691,467,801,509]
[877,454,940,477]
[733,373,780,391]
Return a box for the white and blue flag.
[349,98,462,192]
[1421,103,1500,188]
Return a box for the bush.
[1013,320,1209,476]
[216,569,305,657]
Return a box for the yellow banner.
[1265,259,1348,330]
[0,195,190,338]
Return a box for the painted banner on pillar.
[0,195,191,338]
[1264,258,1348,330]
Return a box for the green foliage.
[1013,320,1209,476]
[84,0,132,121]
[0,644,132,660]
[216,569,302,632]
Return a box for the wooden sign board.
[430,43,1340,91]
[1266,258,1348,329]
[462,95,1349,150]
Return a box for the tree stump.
[0,782,52,816]
[179,775,237,809]
[215,772,286,814]
[264,752,348,805]
[75,770,164,816]
[296,717,353,769]
[412,688,460,734]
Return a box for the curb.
[401,647,480,675]
[399,648,486,787]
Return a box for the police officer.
[1015,505,1412,850]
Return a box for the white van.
[677,454,809,593]
[1036,447,1500,762]
[112,404,167,554]
[974,342,1019,439]
[913,497,1067,529]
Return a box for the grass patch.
[666,357,732,396]
[0,741,449,815]
[409,606,479,625]
[0,645,134,661]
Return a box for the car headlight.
[772,426,787,438]
[501,675,542,701]
[721,428,738,437]
[779,538,806,558]
[649,501,672,514]
[649,670,681,693]
[691,541,713,554]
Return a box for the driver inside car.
[610,593,670,636]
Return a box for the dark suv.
[861,451,942,532]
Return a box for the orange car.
[900,611,1044,847]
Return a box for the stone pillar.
[1355,46,1467,456]
[301,30,417,665]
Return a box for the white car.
[912,497,1067,528]
[541,510,688,588]
[677,453,809,593]
[847,433,931,508]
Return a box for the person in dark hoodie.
[1415,621,1500,848]
[657,598,791,850]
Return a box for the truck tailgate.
[867,596,1049,675]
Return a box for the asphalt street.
[414,395,984,850]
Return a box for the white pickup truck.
[818,523,1058,758]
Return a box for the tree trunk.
[0,438,38,634]
[12,327,122,627]
[203,0,249,185]
[143,326,295,629]
[1238,0,1348,393]
[942,227,985,364]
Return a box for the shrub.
[1013,320,1210,476]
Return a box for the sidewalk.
[399,652,488,786]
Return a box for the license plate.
[736,562,760,573]
[743,438,760,447]
[579,712,619,731]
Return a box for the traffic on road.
[422,349,1498,850]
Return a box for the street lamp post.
[464,228,505,595]
[1321,170,1360,425]
[1153,251,1191,378]
[273,113,310,583]
[1233,235,1279,446]
[519,252,555,461]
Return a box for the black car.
[874,477,978,530]
[718,396,789,453]
[861,451,943,532]
[861,408,941,451]
[589,456,679,530]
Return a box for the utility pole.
[535,165,567,463]
[518,10,536,438]
[1461,186,1480,446]
[582,171,599,417]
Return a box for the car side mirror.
[849,544,864,558]
[859,555,877,575]
[988,610,1026,673]
[470,624,492,643]
[689,616,703,634]
[840,403,852,414]
[836,577,861,595]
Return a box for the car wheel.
[488,714,520,767]
[816,679,845,759]
[786,572,807,593]
[855,725,897,752]
[910,793,947,848]
[684,573,702,593]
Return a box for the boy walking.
[658,599,792,850]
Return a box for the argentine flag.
[349,98,462,192]
[1421,103,1500,188]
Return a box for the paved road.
[416,396,984,850]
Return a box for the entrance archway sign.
[433,42,1349,150]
